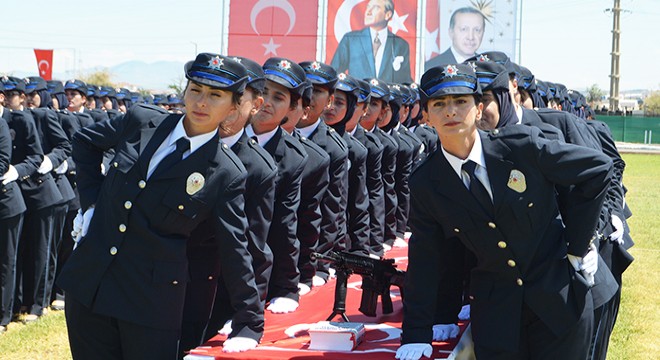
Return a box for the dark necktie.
[152,137,190,178]
[462,160,493,215]
[373,36,381,59]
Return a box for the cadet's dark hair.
[449,7,486,30]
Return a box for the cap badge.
[186,172,205,195]
[410,83,418,89]
[208,56,224,70]
[24,78,30,84]
[507,169,526,193]
[478,54,490,62]
[278,60,291,70]
[443,65,459,78]
[370,79,379,86]
[310,61,321,71]
[338,73,347,80]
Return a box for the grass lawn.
[1,153,658,359]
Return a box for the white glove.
[54,160,68,175]
[297,283,311,296]
[266,297,299,313]
[1,165,19,185]
[222,336,257,353]
[432,323,460,341]
[395,343,432,360]
[458,304,470,321]
[37,155,53,174]
[218,319,233,336]
[393,237,409,248]
[71,210,84,248]
[81,207,94,238]
[567,243,598,287]
[610,214,624,245]
[312,275,326,287]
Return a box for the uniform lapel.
[481,131,515,215]
[137,114,180,178]
[359,28,377,76]
[430,150,489,219]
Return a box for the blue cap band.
[264,69,300,87]
[189,71,234,86]
[427,80,477,95]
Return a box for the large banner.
[225,0,518,82]
[227,0,319,64]
[424,0,518,72]
[34,49,54,81]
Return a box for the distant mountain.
[108,60,185,91]
[7,60,186,92]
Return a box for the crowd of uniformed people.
[0,50,633,360]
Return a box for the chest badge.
[186,172,205,195]
[507,169,526,193]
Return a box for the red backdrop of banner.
[227,0,319,65]
[325,0,418,80]
[34,49,53,80]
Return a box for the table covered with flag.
[184,245,472,360]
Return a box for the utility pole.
[607,0,621,114]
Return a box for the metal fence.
[596,116,660,144]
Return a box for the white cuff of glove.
[432,323,460,341]
[266,297,299,314]
[54,160,68,175]
[81,207,95,237]
[312,275,326,287]
[395,343,432,360]
[71,209,84,246]
[1,165,19,185]
[218,319,233,336]
[297,283,311,296]
[610,214,624,245]
[581,243,599,276]
[458,304,471,321]
[38,155,53,174]
[222,336,257,353]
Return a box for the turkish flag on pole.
[227,0,319,64]
[34,49,54,80]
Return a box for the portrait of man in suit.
[331,0,412,83]
[425,6,486,71]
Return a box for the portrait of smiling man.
[425,6,486,71]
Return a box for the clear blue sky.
[1,0,657,92]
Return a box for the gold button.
[124,201,132,209]
[528,202,534,208]
[516,278,523,286]
[138,180,146,189]
[110,246,118,255]
[208,276,214,280]
[222,143,228,149]
[118,224,127,232]
[113,162,118,168]
[38,179,43,184]
[301,136,307,141]
[172,280,179,285]
[178,205,184,211]
[492,129,499,135]
[453,228,460,233]
[507,260,516,267]
[2,188,6,193]
[498,241,507,249]
[488,222,496,229]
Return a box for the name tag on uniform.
[186,172,205,195]
[507,169,526,193]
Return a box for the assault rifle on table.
[310,251,406,322]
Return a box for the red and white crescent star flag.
[227,0,319,64]
[34,49,54,80]
[425,0,441,61]
[325,0,418,79]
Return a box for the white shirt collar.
[449,45,473,65]
[515,103,523,124]
[169,115,216,155]
[245,124,278,148]
[441,132,487,180]
[348,126,357,136]
[220,128,244,148]
[296,118,321,139]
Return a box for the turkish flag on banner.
[325,0,417,81]
[227,0,319,64]
[425,0,441,61]
[34,49,54,80]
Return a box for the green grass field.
[1,153,658,359]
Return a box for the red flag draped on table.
[34,49,53,80]
[227,0,319,64]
